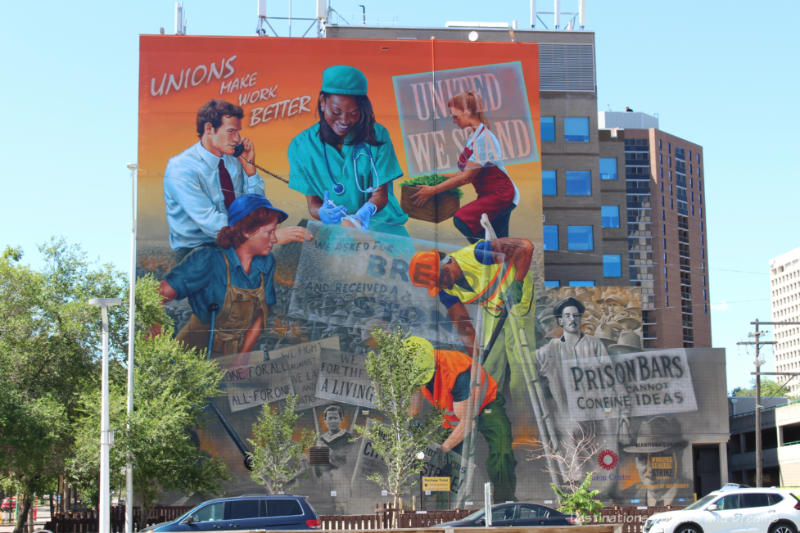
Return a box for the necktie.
[218,158,236,209]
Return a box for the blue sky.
[2,0,798,392]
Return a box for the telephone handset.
[229,143,291,184]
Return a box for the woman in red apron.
[410,90,519,243]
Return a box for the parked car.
[139,495,320,532]
[643,484,800,533]
[437,502,577,527]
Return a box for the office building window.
[541,116,555,142]
[543,225,558,250]
[603,254,622,277]
[569,280,595,287]
[564,117,590,142]
[545,280,560,288]
[601,205,620,228]
[658,139,663,150]
[668,142,671,153]
[599,157,618,180]
[567,225,593,251]
[542,170,557,196]
[566,170,591,195]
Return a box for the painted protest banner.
[393,62,539,177]
[562,348,698,422]
[287,222,470,347]
[268,336,341,410]
[316,348,376,409]
[218,351,295,413]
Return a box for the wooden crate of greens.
[400,175,461,223]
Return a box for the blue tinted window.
[545,280,560,288]
[569,280,595,287]
[543,225,558,250]
[542,170,557,196]
[603,254,622,277]
[599,158,618,180]
[541,116,555,142]
[564,117,590,142]
[567,226,593,251]
[566,170,591,196]
[601,205,620,228]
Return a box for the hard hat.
[405,336,435,384]
[409,250,440,297]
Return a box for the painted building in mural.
[136,35,728,513]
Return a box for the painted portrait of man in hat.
[534,296,630,489]
[619,416,692,506]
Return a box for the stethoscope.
[322,139,381,196]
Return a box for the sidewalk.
[0,505,51,533]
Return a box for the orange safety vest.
[420,349,498,429]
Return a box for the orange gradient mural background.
[137,35,542,258]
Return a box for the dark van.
[140,495,320,532]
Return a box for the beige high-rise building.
[770,247,800,396]
[599,111,711,348]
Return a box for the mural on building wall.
[137,35,726,513]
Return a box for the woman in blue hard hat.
[288,65,409,236]
[159,193,312,356]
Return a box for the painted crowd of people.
[155,64,685,508]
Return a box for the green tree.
[551,472,603,522]
[731,379,787,397]
[356,327,443,512]
[248,394,316,494]
[68,275,229,517]
[0,241,126,533]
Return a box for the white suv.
[643,485,800,533]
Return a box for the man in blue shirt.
[164,99,265,258]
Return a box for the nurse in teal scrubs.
[288,65,409,237]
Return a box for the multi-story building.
[327,25,711,349]
[770,247,800,396]
[600,111,711,348]
[326,25,627,289]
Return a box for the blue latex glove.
[353,202,377,232]
[318,190,348,225]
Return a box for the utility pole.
[737,319,800,487]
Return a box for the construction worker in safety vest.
[408,238,537,442]
[406,336,516,502]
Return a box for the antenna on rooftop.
[174,1,186,35]
[531,0,585,30]
[255,0,328,37]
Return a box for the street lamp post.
[125,162,138,533]
[89,297,122,533]
[416,451,425,511]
